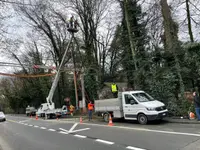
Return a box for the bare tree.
[66,0,112,70]
[186,0,194,42]
[14,0,73,106]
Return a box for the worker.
[74,19,79,29]
[69,105,75,116]
[88,101,94,121]
[66,22,69,28]
[111,83,118,98]
[193,87,200,121]
[64,97,70,113]
[69,16,74,28]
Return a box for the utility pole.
[80,73,86,113]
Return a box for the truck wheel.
[137,114,148,125]
[103,113,109,122]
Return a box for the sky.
[0,0,200,73]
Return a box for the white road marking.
[24,124,28,126]
[42,117,200,137]
[28,125,33,127]
[59,128,68,132]
[34,125,39,128]
[81,122,200,137]
[69,123,78,132]
[95,139,114,145]
[74,134,87,138]
[48,129,56,132]
[40,127,46,129]
[126,146,146,150]
[19,119,31,123]
[69,128,90,133]
[59,131,69,134]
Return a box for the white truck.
[35,35,73,119]
[95,91,168,124]
[36,103,68,119]
[25,106,37,116]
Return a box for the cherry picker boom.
[36,36,73,119]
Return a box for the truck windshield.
[132,93,154,102]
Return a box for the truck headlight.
[146,107,156,111]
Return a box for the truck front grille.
[155,106,166,111]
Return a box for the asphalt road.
[1,115,200,150]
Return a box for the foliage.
[84,71,98,101]
[1,0,200,117]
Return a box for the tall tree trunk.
[160,0,185,98]
[186,0,194,42]
[123,0,137,71]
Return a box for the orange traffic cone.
[189,112,195,120]
[80,117,83,124]
[108,114,113,126]
[35,115,38,120]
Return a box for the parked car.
[0,111,6,122]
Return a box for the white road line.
[19,119,31,123]
[69,128,90,133]
[28,125,33,127]
[74,134,87,138]
[95,139,114,145]
[69,123,78,132]
[81,123,200,137]
[48,129,56,132]
[24,124,28,126]
[34,125,39,128]
[126,146,146,150]
[59,131,69,134]
[59,128,68,133]
[40,127,46,129]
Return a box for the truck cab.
[122,91,168,124]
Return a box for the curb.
[164,119,200,124]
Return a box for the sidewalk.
[63,115,200,124]
[164,117,200,124]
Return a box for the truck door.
[122,94,139,120]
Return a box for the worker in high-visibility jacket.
[111,83,118,98]
[88,101,94,121]
[69,105,75,116]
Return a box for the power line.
[0,0,38,6]
[0,62,56,69]
[0,72,55,78]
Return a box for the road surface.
[1,115,200,150]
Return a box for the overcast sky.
[0,0,200,73]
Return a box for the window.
[132,93,154,103]
[124,94,135,104]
